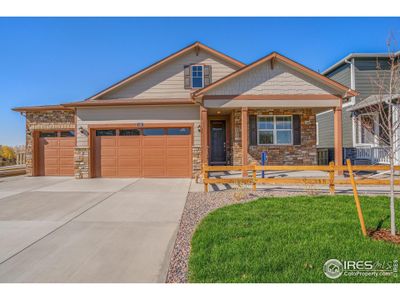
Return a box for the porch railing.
[355,146,390,164]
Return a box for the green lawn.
[188,195,400,283]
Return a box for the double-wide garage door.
[38,131,75,176]
[94,127,192,178]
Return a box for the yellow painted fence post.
[346,159,367,237]
[203,163,209,193]
[329,161,335,195]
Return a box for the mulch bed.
[166,189,307,283]
[368,229,400,244]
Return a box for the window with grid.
[191,65,204,88]
[257,116,293,145]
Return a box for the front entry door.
[210,120,226,165]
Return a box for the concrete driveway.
[0,176,190,282]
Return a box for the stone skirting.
[231,108,317,166]
[25,110,75,176]
[74,147,90,179]
[192,146,201,177]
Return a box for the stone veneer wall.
[74,147,90,179]
[192,146,201,177]
[231,108,317,166]
[25,110,75,176]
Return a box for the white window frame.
[355,112,380,147]
[257,115,293,146]
[191,65,204,88]
[316,121,319,146]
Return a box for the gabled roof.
[193,52,358,98]
[88,41,245,100]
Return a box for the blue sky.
[1,17,399,146]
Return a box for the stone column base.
[74,147,90,179]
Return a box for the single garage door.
[38,130,75,176]
[94,127,192,178]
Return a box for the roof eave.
[322,51,400,75]
[12,105,73,112]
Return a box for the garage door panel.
[44,157,59,166]
[117,168,141,177]
[166,147,190,157]
[166,137,191,147]
[167,169,190,177]
[59,167,74,176]
[118,148,139,157]
[143,158,164,168]
[101,158,117,167]
[43,139,59,147]
[59,157,73,165]
[101,168,118,177]
[59,139,75,147]
[44,168,59,176]
[117,158,140,167]
[94,127,191,178]
[142,148,165,157]
[101,148,117,157]
[118,137,140,147]
[142,137,166,147]
[43,148,59,156]
[38,134,75,176]
[166,157,190,167]
[142,169,166,177]
[59,148,73,157]
[100,137,117,147]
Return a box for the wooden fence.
[202,162,400,193]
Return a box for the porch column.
[334,99,343,174]
[200,106,208,166]
[241,107,249,175]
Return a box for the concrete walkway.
[0,176,190,282]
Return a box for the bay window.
[257,115,293,145]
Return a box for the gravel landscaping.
[166,188,307,283]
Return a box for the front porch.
[200,106,344,169]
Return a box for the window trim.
[191,65,204,89]
[355,112,380,147]
[257,115,293,146]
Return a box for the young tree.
[355,38,400,236]
[0,145,16,161]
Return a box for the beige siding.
[204,99,340,108]
[207,61,338,95]
[76,105,200,147]
[100,49,239,100]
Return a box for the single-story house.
[13,42,357,178]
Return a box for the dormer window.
[191,65,204,88]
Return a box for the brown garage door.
[38,131,75,176]
[94,127,192,178]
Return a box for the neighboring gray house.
[316,52,400,164]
